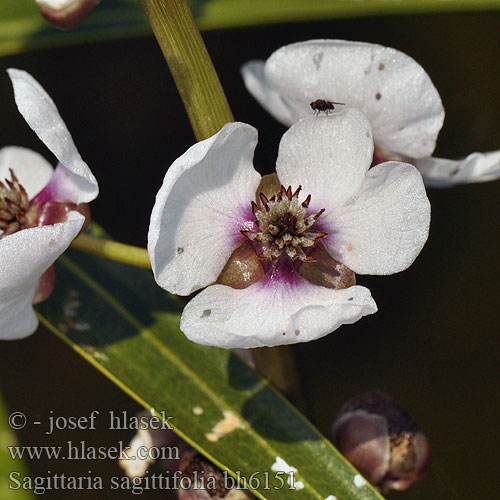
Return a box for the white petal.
[180,280,377,348]
[0,211,84,340]
[0,146,53,199]
[7,69,98,204]
[148,122,261,296]
[276,109,373,210]
[326,161,430,275]
[250,40,444,158]
[240,61,301,126]
[414,150,500,187]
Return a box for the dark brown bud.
[331,391,430,493]
[36,0,100,31]
[299,243,355,289]
[216,241,264,289]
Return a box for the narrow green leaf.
[36,246,384,500]
[1,0,499,57]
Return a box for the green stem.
[71,234,151,269]
[139,0,234,141]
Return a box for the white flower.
[148,109,430,348]
[241,39,500,187]
[0,69,98,340]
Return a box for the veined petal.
[326,161,430,275]
[7,69,98,204]
[148,122,261,296]
[276,110,373,211]
[248,40,444,158]
[180,280,377,348]
[240,61,302,126]
[0,211,84,340]
[414,151,500,187]
[0,146,53,199]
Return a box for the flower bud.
[299,243,355,289]
[35,0,100,30]
[216,241,264,289]
[179,450,254,500]
[331,391,430,493]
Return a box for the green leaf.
[36,245,384,500]
[1,0,500,57]
[0,391,35,499]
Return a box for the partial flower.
[241,39,500,187]
[148,109,430,348]
[35,0,100,30]
[331,391,431,493]
[0,69,98,340]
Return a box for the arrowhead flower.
[0,69,98,340]
[148,109,430,348]
[241,39,500,187]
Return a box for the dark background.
[0,10,499,499]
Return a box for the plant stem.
[70,233,151,269]
[139,0,234,141]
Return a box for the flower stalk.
[139,0,233,141]
[71,233,151,269]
